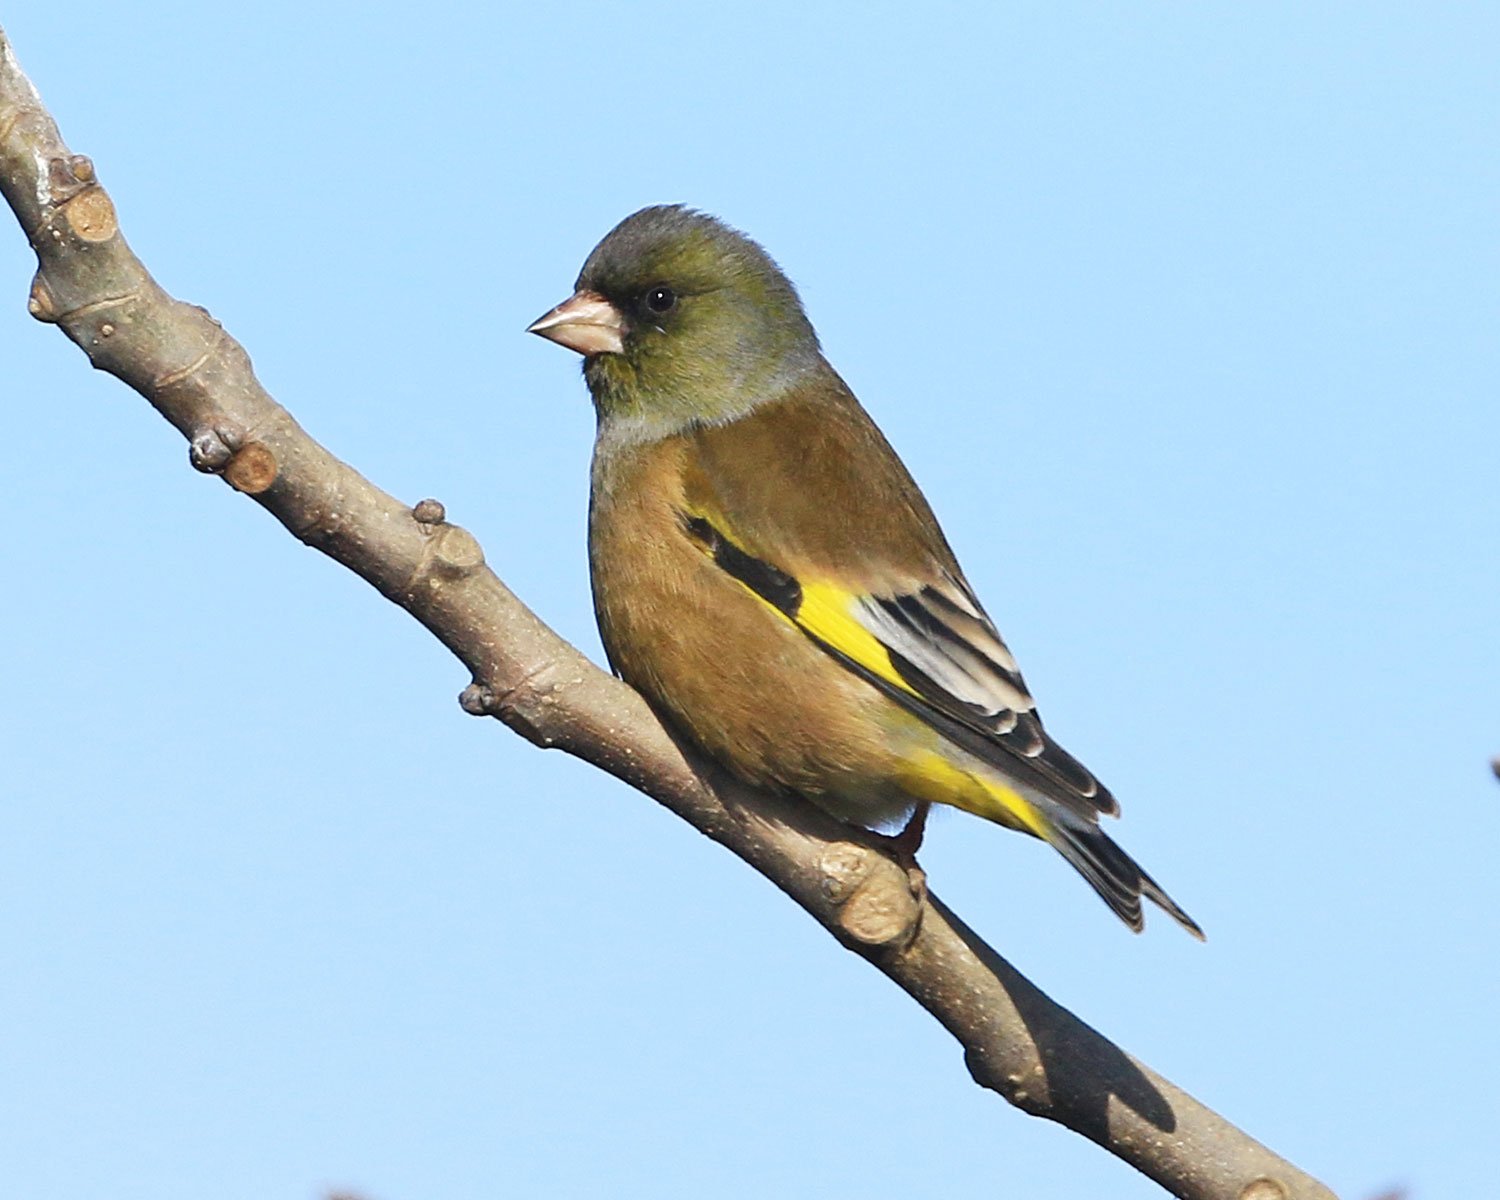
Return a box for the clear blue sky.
[2,5,1495,1198]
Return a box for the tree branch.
[0,27,1335,1200]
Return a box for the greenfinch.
[529,205,1201,937]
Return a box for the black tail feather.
[1051,819,1204,939]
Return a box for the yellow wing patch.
[679,502,917,696]
[794,582,920,698]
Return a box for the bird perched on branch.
[529,205,1201,937]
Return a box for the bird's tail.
[897,753,1203,937]
[1046,812,1205,939]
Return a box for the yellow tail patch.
[894,749,1048,838]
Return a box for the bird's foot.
[872,802,930,908]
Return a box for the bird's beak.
[526,290,626,356]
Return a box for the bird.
[527,205,1202,937]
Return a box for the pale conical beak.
[526,290,626,356]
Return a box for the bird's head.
[528,206,821,434]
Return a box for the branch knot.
[819,843,923,949]
[188,419,245,473]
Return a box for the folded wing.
[679,509,1117,821]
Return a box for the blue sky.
[2,4,1496,1198]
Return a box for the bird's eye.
[644,285,676,314]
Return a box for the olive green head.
[529,206,822,434]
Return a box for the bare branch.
[0,26,1336,1200]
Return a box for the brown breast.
[587,422,909,820]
